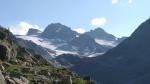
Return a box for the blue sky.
[0,0,150,37]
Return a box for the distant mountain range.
[71,18,150,84]
[16,23,126,60]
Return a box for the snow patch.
[17,35,57,49]
[88,53,104,58]
[56,27,62,32]
[95,39,116,47]
[16,35,78,56]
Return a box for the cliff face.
[0,26,94,84]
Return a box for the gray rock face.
[27,28,41,36]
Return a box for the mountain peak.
[130,18,150,38]
[86,28,116,41]
[48,23,70,29]
[40,23,78,41]
[51,22,63,25]
[27,28,41,36]
[92,27,106,32]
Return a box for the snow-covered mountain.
[85,28,127,47]
[16,23,126,59]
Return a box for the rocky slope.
[0,26,94,84]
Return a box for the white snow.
[75,35,79,38]
[17,35,57,50]
[95,38,116,47]
[55,50,78,56]
[16,35,78,57]
[16,36,112,58]
[87,53,104,58]
[56,27,62,32]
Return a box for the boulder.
[0,64,5,71]
[20,76,29,84]
[38,70,51,77]
[12,77,22,84]
[6,78,15,84]
[0,70,5,84]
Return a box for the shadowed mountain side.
[71,18,150,84]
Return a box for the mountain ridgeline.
[0,26,94,84]
[72,18,150,84]
[17,23,126,59]
[86,28,116,41]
